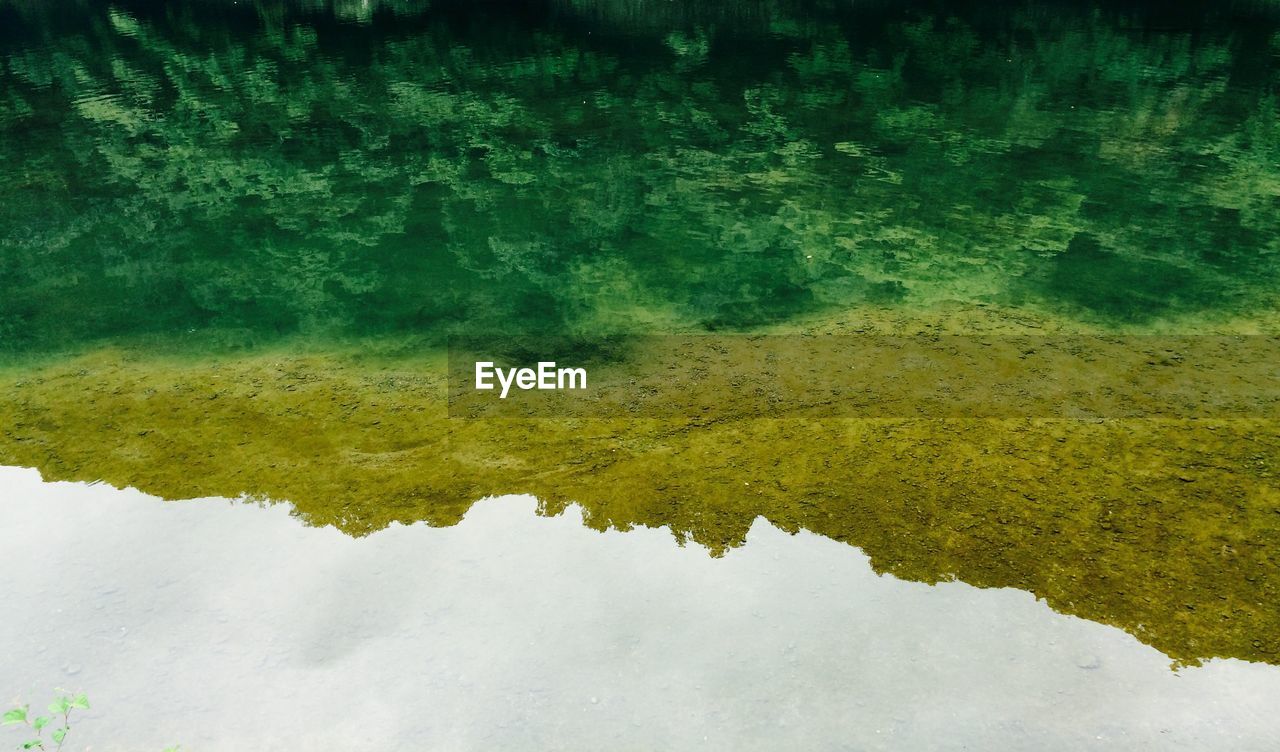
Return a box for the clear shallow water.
[2,466,1279,752]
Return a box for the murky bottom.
[2,465,1277,751]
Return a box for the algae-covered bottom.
[3,315,1278,669]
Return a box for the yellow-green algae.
[3,307,1278,668]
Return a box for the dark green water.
[2,0,1279,354]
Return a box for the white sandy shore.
[1,465,1277,751]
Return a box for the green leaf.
[2,707,28,725]
[33,716,49,732]
[47,699,69,715]
[68,695,89,711]
[21,741,43,750]
[51,728,66,744]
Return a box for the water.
[3,467,1279,751]
[1,0,1279,739]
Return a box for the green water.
[2,0,1279,354]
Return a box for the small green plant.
[3,693,181,752]
[1,691,88,751]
